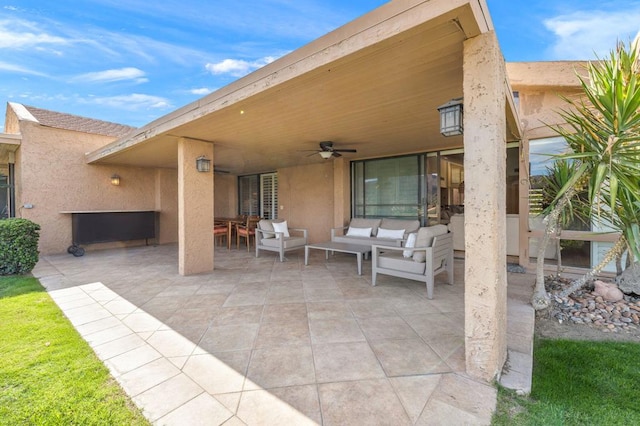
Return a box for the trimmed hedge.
[0,218,41,275]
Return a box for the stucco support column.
[463,31,508,381]
[177,138,214,275]
[333,158,350,228]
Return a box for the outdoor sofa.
[331,217,421,248]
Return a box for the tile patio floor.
[32,243,534,425]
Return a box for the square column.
[178,138,214,275]
[463,31,508,381]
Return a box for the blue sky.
[1,0,638,128]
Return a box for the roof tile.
[23,105,135,138]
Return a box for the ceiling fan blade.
[334,148,357,153]
[319,141,333,151]
[333,152,342,158]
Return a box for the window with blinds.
[238,172,278,219]
[260,173,278,219]
[238,175,259,216]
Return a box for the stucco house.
[0,0,613,382]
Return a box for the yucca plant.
[532,38,640,309]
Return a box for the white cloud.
[89,93,171,110]
[544,9,640,60]
[190,88,212,95]
[0,61,47,76]
[74,67,148,84]
[0,18,69,49]
[205,56,276,77]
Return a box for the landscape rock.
[616,262,640,295]
[543,276,640,335]
[593,280,624,302]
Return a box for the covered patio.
[81,0,521,382]
[33,245,533,425]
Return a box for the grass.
[0,276,149,425]
[493,338,640,425]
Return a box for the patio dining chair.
[235,216,261,250]
[213,221,228,247]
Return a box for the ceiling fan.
[311,141,357,159]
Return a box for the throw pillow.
[273,221,290,239]
[346,226,372,237]
[376,228,405,239]
[403,233,417,258]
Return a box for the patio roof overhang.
[85,0,521,175]
[0,133,20,164]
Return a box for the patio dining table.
[215,217,245,250]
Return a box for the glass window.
[352,155,423,221]
[528,136,592,267]
[260,173,278,219]
[238,173,278,219]
[528,137,588,231]
[506,146,519,214]
[0,174,8,219]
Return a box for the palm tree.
[531,38,640,309]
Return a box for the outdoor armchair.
[372,225,453,299]
[255,219,308,262]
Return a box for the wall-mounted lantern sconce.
[110,174,121,186]
[437,98,463,137]
[196,155,211,173]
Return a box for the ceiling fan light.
[319,151,333,159]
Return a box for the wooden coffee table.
[304,241,371,275]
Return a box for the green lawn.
[0,276,149,425]
[493,338,640,425]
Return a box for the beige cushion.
[378,251,426,274]
[260,236,306,249]
[349,218,381,236]
[380,219,420,236]
[413,225,448,262]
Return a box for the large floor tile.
[237,387,319,426]
[318,379,411,426]
[246,345,316,389]
[157,393,234,426]
[309,317,366,344]
[370,338,451,376]
[313,341,385,383]
[199,324,259,352]
[357,316,420,340]
[254,320,310,348]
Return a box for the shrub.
[0,218,41,275]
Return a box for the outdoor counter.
[60,210,158,256]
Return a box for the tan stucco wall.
[277,161,334,243]
[15,119,170,254]
[332,158,351,229]
[155,168,178,244]
[177,138,214,275]
[507,61,583,140]
[3,105,20,134]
